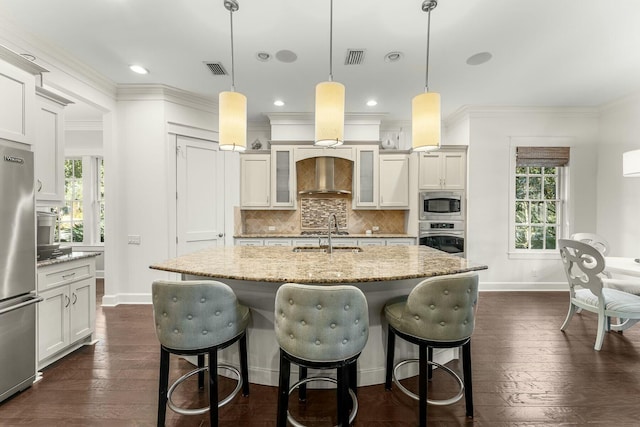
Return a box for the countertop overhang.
[235,233,416,239]
[150,245,486,284]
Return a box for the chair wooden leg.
[427,346,433,380]
[298,366,308,402]
[208,348,218,427]
[336,365,349,427]
[462,341,474,418]
[198,354,205,390]
[385,327,396,390]
[560,302,577,331]
[418,344,427,427]
[276,351,291,427]
[595,311,607,351]
[157,346,170,427]
[239,333,250,397]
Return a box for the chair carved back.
[558,239,606,298]
[570,233,610,256]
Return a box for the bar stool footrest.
[393,358,464,406]
[167,363,243,415]
[286,376,358,427]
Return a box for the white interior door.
[176,135,225,256]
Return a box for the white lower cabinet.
[37,257,96,369]
[358,239,386,247]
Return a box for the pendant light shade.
[623,149,640,177]
[315,81,345,146]
[218,0,246,152]
[412,91,440,151]
[314,0,344,147]
[219,91,247,151]
[412,0,441,152]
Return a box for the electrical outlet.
[372,226,380,232]
[128,235,141,245]
[531,268,538,278]
[268,226,276,231]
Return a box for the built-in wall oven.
[419,190,463,221]
[419,221,465,257]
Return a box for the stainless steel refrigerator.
[0,142,41,404]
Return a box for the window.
[57,156,104,245]
[509,142,570,258]
[514,166,559,250]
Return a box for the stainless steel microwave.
[419,191,464,220]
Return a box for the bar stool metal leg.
[385,328,395,390]
[298,366,308,401]
[158,346,170,427]
[198,354,205,390]
[276,351,291,427]
[239,333,250,397]
[419,345,427,427]
[208,349,218,427]
[462,341,473,418]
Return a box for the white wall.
[462,108,600,290]
[596,93,640,256]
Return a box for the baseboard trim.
[101,293,151,306]
[479,281,566,291]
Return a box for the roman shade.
[516,147,570,167]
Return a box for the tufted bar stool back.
[384,272,479,427]
[152,280,250,427]
[274,283,369,427]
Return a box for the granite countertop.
[150,246,487,284]
[235,233,416,239]
[37,251,100,268]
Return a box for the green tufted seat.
[274,283,369,427]
[152,280,250,427]
[384,272,479,427]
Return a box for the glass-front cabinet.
[353,145,379,209]
[271,146,295,209]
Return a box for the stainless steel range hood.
[299,157,351,195]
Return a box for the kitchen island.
[150,245,487,386]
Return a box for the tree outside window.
[60,159,84,243]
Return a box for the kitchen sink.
[292,246,363,253]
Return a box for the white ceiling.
[2,0,640,124]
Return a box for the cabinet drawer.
[38,261,93,292]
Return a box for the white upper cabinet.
[0,46,47,145]
[271,146,295,209]
[418,150,466,190]
[353,145,379,209]
[240,153,271,208]
[379,154,409,208]
[34,87,72,205]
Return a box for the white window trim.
[507,137,573,260]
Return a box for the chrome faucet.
[327,213,339,254]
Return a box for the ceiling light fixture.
[129,64,149,75]
[274,100,285,107]
[623,149,640,177]
[314,0,344,147]
[412,0,440,152]
[384,52,403,63]
[256,52,271,62]
[366,100,377,107]
[219,0,247,152]
[466,51,492,66]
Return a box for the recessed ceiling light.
[466,52,493,66]
[274,100,285,107]
[366,100,377,107]
[384,51,403,63]
[256,52,271,62]
[129,64,149,75]
[20,53,36,61]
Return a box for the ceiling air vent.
[344,49,366,65]
[204,62,228,75]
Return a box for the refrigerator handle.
[0,296,43,316]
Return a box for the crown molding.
[0,43,48,75]
[445,105,600,124]
[65,120,103,132]
[116,84,217,113]
[598,90,640,113]
[266,112,387,124]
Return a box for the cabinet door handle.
[36,179,42,192]
[72,293,77,305]
[64,295,71,308]
[62,272,76,279]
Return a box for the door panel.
[176,136,225,256]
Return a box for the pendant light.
[219,0,247,152]
[412,0,440,152]
[315,0,345,147]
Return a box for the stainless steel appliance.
[419,190,464,221]
[36,211,72,261]
[419,221,465,257]
[0,143,41,404]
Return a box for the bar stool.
[384,272,479,427]
[152,280,250,427]
[274,283,369,427]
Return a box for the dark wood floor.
[2,280,640,426]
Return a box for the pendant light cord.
[422,0,437,93]
[229,7,236,91]
[329,0,334,82]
